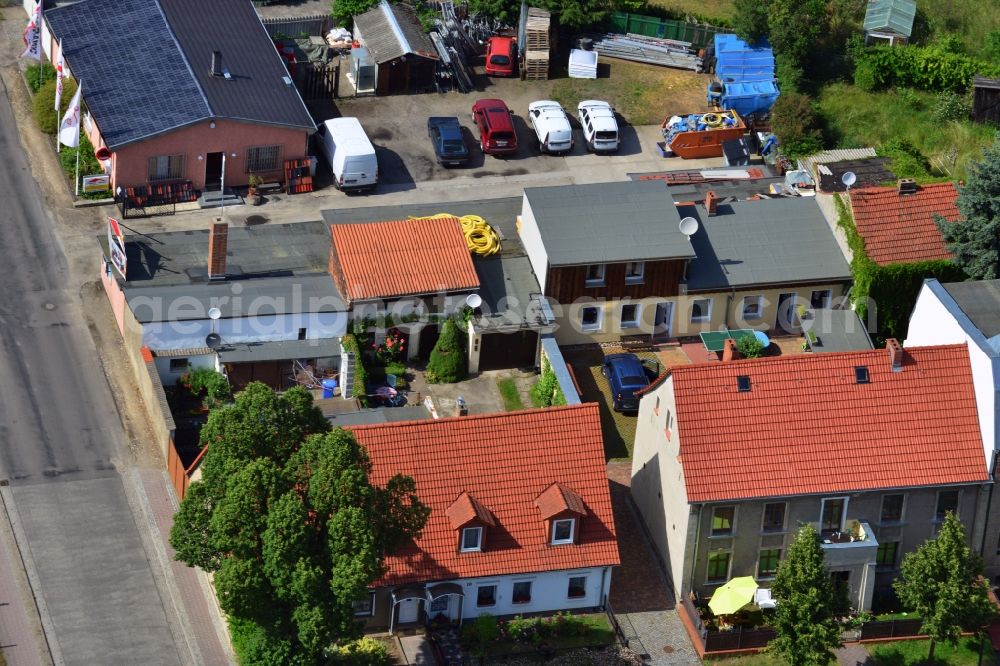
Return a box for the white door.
[654,302,674,338]
[398,598,420,624]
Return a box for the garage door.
[479,330,538,371]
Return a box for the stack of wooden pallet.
[523,7,550,80]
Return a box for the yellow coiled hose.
[409,213,501,257]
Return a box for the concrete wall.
[549,284,847,346]
[630,374,690,596]
[516,194,550,294]
[539,335,580,405]
[100,259,127,335]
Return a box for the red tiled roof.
[850,183,960,265]
[668,344,987,503]
[535,483,587,520]
[329,217,480,301]
[349,404,619,587]
[446,491,496,528]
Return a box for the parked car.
[602,353,652,413]
[577,100,620,152]
[317,117,378,191]
[471,98,518,156]
[527,100,573,154]
[485,36,516,77]
[427,117,470,166]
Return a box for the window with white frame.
[690,298,712,323]
[551,518,575,544]
[512,581,532,604]
[624,261,645,284]
[246,145,281,173]
[567,576,587,599]
[584,264,606,286]
[810,289,832,309]
[742,295,764,320]
[761,502,786,533]
[710,506,735,536]
[580,306,602,332]
[880,494,904,524]
[476,584,497,607]
[620,303,641,329]
[352,591,375,616]
[147,154,184,181]
[460,526,483,552]
[820,497,847,535]
[168,358,189,372]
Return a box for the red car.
[485,36,516,77]
[472,99,518,156]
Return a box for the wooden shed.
[973,76,1000,126]
[352,1,438,95]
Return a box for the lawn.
[710,653,788,666]
[647,0,735,22]
[816,83,996,181]
[550,59,710,126]
[869,636,996,666]
[487,614,615,658]
[496,377,525,411]
[918,0,1000,58]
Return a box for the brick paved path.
[607,463,700,665]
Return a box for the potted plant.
[247,173,263,206]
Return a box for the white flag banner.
[58,85,82,148]
[55,45,65,112]
[20,1,41,61]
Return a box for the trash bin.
[321,378,338,399]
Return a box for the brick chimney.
[208,222,228,279]
[722,337,741,362]
[887,338,903,371]
[705,190,719,216]
[897,178,917,195]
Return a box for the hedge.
[854,44,1000,92]
[341,334,369,406]
[530,356,567,408]
[835,196,966,343]
[32,77,77,135]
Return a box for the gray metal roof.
[805,309,874,353]
[352,1,438,64]
[864,0,916,38]
[523,180,696,265]
[940,279,1000,339]
[327,405,432,426]
[682,196,852,291]
[216,338,342,363]
[45,0,313,151]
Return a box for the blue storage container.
[711,34,780,117]
[321,378,338,399]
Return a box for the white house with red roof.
[629,342,989,612]
[346,403,619,632]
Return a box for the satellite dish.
[205,333,222,349]
[678,216,700,239]
[208,307,222,320]
[465,293,483,309]
[842,171,857,188]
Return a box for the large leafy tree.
[170,383,430,664]
[770,524,842,666]
[768,0,827,66]
[331,0,379,29]
[938,136,1000,279]
[732,0,770,44]
[894,513,995,663]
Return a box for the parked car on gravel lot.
[527,100,573,154]
[472,98,518,156]
[485,36,517,77]
[427,117,469,166]
[602,353,654,413]
[577,100,620,153]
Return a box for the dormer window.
[551,518,575,545]
[460,526,483,552]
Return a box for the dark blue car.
[427,117,470,167]
[602,353,653,413]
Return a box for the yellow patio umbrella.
[708,576,759,616]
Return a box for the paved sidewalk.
[130,469,234,666]
[607,463,700,666]
[837,643,873,666]
[0,490,50,666]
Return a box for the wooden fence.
[608,12,722,49]
[859,618,925,641]
[260,13,330,38]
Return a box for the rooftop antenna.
[678,216,700,240]
[842,171,856,195]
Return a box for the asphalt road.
[0,79,186,663]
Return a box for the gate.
[301,61,340,101]
[479,330,538,371]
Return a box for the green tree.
[768,0,826,67]
[769,91,824,157]
[170,383,430,664]
[467,0,521,25]
[938,136,1000,279]
[894,513,995,663]
[426,318,468,383]
[331,0,379,29]
[770,524,842,666]
[732,0,769,44]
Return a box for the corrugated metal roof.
[864,0,916,38]
[45,0,313,151]
[682,196,851,291]
[353,0,438,64]
[216,338,342,363]
[524,180,696,265]
[798,147,879,177]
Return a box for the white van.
[527,100,574,154]
[318,117,378,191]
